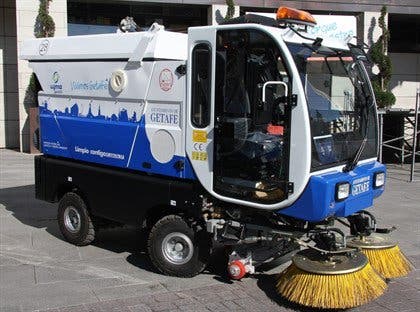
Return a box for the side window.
[191,43,211,128]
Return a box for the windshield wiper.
[343,137,368,172]
[343,62,373,172]
[343,96,369,173]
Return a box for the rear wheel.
[58,192,95,246]
[147,215,209,277]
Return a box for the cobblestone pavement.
[36,260,420,312]
[0,149,419,312]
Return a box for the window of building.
[389,14,420,53]
[67,1,208,36]
[191,43,211,128]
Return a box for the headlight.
[336,182,350,201]
[374,172,385,188]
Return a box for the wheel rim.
[161,232,194,265]
[63,206,81,233]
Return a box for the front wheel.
[57,192,95,246]
[147,215,210,277]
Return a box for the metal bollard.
[410,88,419,182]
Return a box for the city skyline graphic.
[39,101,141,123]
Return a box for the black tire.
[57,192,95,246]
[147,215,210,277]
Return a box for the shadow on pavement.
[0,184,228,277]
[0,184,156,269]
[1,184,306,303]
[0,184,57,228]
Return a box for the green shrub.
[28,0,55,107]
[225,0,235,20]
[368,6,395,109]
[34,0,55,38]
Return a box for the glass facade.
[389,14,420,53]
[68,1,208,36]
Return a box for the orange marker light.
[276,7,317,25]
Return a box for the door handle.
[262,81,288,104]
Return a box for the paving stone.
[232,288,249,299]
[173,298,195,307]
[83,303,104,312]
[190,284,231,296]
[205,302,231,312]
[217,290,239,301]
[147,301,176,312]
[153,292,181,302]
[128,304,152,312]
[352,303,389,312]
[222,300,242,310]
[194,293,222,304]
[180,305,209,312]
[59,305,88,312]
[98,299,129,309]
[234,297,272,311]
[172,292,189,299]
[379,300,419,312]
[117,296,157,307]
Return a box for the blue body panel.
[39,103,196,180]
[278,161,386,222]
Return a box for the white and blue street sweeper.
[20,7,412,309]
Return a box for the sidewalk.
[0,149,419,312]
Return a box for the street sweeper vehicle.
[21,7,412,309]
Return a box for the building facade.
[1,0,419,151]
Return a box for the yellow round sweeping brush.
[347,235,413,279]
[276,249,387,309]
[362,246,412,278]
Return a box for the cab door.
[186,27,216,193]
[186,25,307,210]
[211,27,291,205]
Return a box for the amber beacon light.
[276,7,317,26]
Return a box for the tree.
[225,0,235,20]
[28,0,56,107]
[369,6,395,108]
[34,0,55,38]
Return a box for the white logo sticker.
[39,39,49,55]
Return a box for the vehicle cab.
[185,8,386,222]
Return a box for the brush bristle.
[276,262,387,309]
[362,245,413,279]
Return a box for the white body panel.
[31,59,186,159]
[20,29,187,61]
[145,61,186,160]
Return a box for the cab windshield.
[288,44,378,170]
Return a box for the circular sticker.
[159,69,173,92]
[39,39,50,56]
